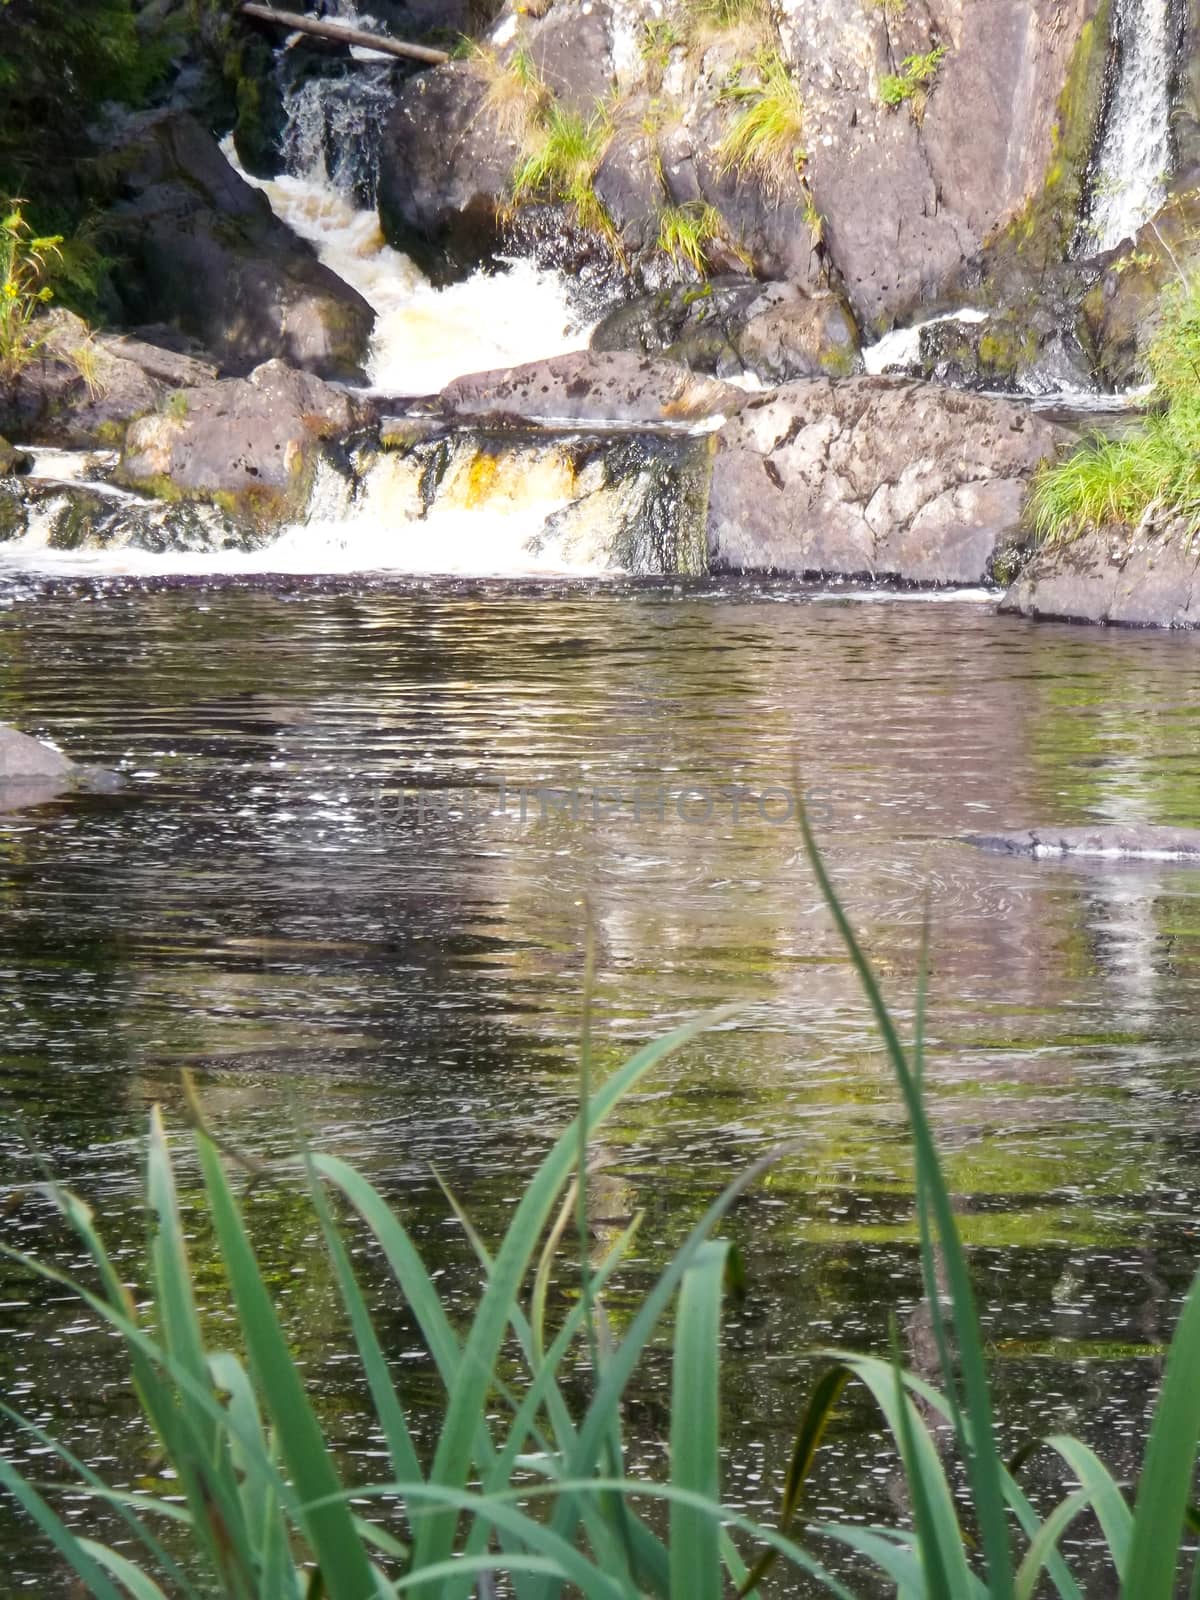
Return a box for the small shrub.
[880,44,947,120]
[0,203,62,381]
[718,49,806,200]
[640,17,684,86]
[657,201,727,275]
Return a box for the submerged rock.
[0,723,123,810]
[706,377,1063,583]
[1000,522,1200,627]
[122,360,367,529]
[966,826,1200,861]
[104,112,375,380]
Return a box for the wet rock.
[377,62,522,281]
[707,377,1064,583]
[1000,521,1200,627]
[0,437,33,476]
[104,112,374,379]
[436,350,741,425]
[122,359,367,528]
[0,723,123,810]
[966,826,1200,860]
[427,0,1106,329]
[592,279,861,383]
[1080,188,1200,390]
[11,481,254,557]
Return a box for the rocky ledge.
[967,827,1200,861]
[430,353,1064,585]
[1000,521,1200,628]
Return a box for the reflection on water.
[3,580,1200,1589]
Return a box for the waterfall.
[1077,0,1178,255]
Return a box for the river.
[2,578,1200,1589]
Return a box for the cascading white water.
[1078,0,1175,254]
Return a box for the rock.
[707,377,1064,583]
[0,722,123,810]
[0,310,219,449]
[378,62,523,280]
[592,279,861,382]
[105,112,374,379]
[122,359,367,527]
[1080,188,1200,390]
[966,826,1200,861]
[408,0,1106,328]
[1000,521,1200,627]
[0,437,33,476]
[436,350,741,425]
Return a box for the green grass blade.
[889,1336,956,1600]
[76,1540,172,1600]
[416,1006,735,1583]
[0,1457,125,1600]
[196,1131,376,1600]
[669,1239,728,1600]
[1045,1436,1131,1581]
[1122,1266,1200,1598]
[798,807,1013,1598]
[208,1353,302,1600]
[304,1156,424,1492]
[736,1363,851,1598]
[1015,1488,1092,1600]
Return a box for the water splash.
[1077,0,1177,255]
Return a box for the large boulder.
[1000,520,1200,626]
[121,360,368,527]
[707,377,1064,583]
[104,112,375,379]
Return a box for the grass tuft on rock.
[511,102,617,242]
[718,50,806,200]
[1031,276,1200,543]
[657,201,727,275]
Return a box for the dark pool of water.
[3,577,1200,1592]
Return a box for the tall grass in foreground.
[1031,274,1200,543]
[5,819,1200,1596]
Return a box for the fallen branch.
[238,3,450,66]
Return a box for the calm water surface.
[3,576,1200,1592]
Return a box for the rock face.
[1000,522,1200,626]
[105,113,375,379]
[379,0,1106,331]
[707,377,1063,582]
[966,826,1200,860]
[436,350,740,425]
[122,360,367,526]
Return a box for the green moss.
[0,487,27,543]
[978,327,1038,377]
[819,344,860,378]
[985,0,1111,272]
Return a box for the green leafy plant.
[1031,275,1200,543]
[511,102,617,242]
[657,201,727,275]
[880,45,947,119]
[640,18,684,86]
[0,202,62,381]
[718,49,806,199]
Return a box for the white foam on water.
[862,309,989,376]
[223,144,592,396]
